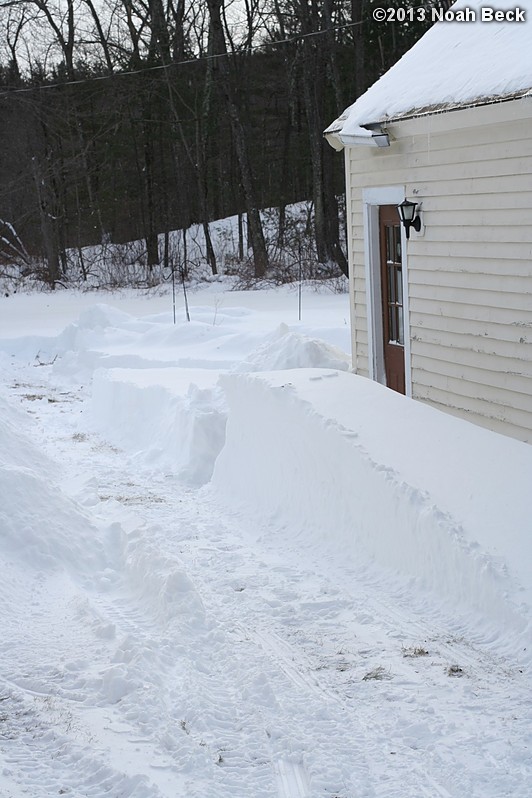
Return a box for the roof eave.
[362,88,532,128]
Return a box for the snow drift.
[212,369,532,647]
[0,395,106,576]
[91,367,226,485]
[89,321,350,485]
[235,323,350,372]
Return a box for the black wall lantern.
[397,199,421,239]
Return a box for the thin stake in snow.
[181,264,190,322]
[171,262,176,325]
[298,240,303,322]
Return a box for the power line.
[0,19,364,98]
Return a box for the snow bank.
[213,370,532,646]
[234,323,350,372]
[0,395,56,474]
[91,368,227,485]
[88,319,350,484]
[0,396,106,576]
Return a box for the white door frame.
[362,186,412,397]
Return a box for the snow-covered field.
[0,281,531,798]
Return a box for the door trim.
[362,186,412,397]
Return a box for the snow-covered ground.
[0,281,531,798]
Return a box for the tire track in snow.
[195,529,529,798]
[250,627,340,704]
[273,757,311,798]
[343,567,524,678]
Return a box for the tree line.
[0,1,445,288]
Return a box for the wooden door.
[379,206,405,394]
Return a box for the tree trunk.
[31,155,61,287]
[351,0,367,97]
[300,36,348,277]
[206,0,268,278]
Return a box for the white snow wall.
[212,370,532,643]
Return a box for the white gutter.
[324,124,389,151]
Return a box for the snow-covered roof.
[326,0,532,142]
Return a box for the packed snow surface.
[0,281,531,798]
[326,0,532,136]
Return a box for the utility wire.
[0,19,364,98]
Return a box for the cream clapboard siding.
[345,99,532,442]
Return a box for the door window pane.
[396,265,403,305]
[388,263,396,304]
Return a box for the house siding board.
[413,385,532,444]
[411,310,531,345]
[403,159,530,184]
[356,329,369,346]
[409,296,530,327]
[411,267,531,293]
[412,365,532,415]
[421,192,532,212]
[413,326,532,368]
[410,282,531,312]
[415,173,532,197]
[429,210,532,229]
[413,380,532,434]
[411,346,531,395]
[423,224,532,245]
[411,362,530,408]
[353,310,368,332]
[421,397,531,442]
[409,240,532,260]
[411,253,532,276]
[346,101,532,441]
